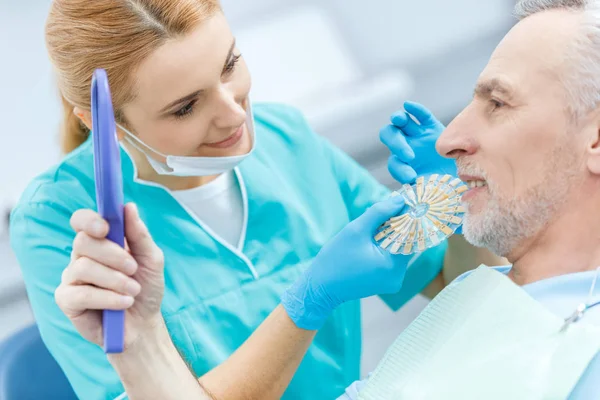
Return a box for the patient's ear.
[587,137,600,175]
[586,108,600,174]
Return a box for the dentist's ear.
[74,106,127,140]
[114,124,126,141]
[73,107,93,131]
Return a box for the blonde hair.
[45,0,222,154]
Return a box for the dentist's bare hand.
[55,203,165,349]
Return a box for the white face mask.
[119,101,256,176]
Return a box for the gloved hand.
[379,101,457,184]
[380,101,463,234]
[281,196,411,330]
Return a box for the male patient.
[342,0,600,398]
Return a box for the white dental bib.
[358,266,600,400]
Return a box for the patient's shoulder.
[568,351,600,399]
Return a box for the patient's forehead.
[479,9,582,97]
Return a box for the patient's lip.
[458,174,484,182]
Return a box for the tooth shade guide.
[449,178,463,187]
[429,205,466,213]
[380,228,406,249]
[422,184,440,202]
[374,229,392,242]
[390,220,417,254]
[416,177,425,202]
[378,217,412,239]
[429,185,463,203]
[422,185,439,203]
[390,240,403,254]
[375,220,408,241]
[417,222,426,252]
[428,211,463,225]
[389,218,412,233]
[427,198,456,208]
[384,214,410,225]
[377,216,412,240]
[426,215,454,235]
[426,185,460,203]
[422,186,436,203]
[421,174,440,202]
[402,184,418,206]
[375,174,466,255]
[455,185,468,194]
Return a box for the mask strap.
[117,123,168,159]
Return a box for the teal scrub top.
[9,103,447,400]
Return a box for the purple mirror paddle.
[91,69,125,353]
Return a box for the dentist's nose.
[213,88,246,129]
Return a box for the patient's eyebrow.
[474,78,515,100]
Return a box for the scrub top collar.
[118,140,258,279]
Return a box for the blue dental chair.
[0,324,77,400]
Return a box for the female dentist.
[9,0,500,399]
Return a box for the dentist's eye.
[173,100,197,119]
[223,53,242,76]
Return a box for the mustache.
[456,159,488,180]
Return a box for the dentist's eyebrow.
[159,40,236,114]
[160,90,203,114]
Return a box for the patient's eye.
[489,99,505,111]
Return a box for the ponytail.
[59,94,89,154]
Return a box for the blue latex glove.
[379,101,457,183]
[379,101,462,234]
[281,196,411,330]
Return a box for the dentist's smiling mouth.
[204,124,245,149]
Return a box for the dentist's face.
[436,10,586,257]
[120,13,252,160]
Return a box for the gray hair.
[513,0,600,121]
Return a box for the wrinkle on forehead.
[479,9,583,100]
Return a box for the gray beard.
[461,145,579,257]
[462,183,562,256]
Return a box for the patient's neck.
[507,191,600,286]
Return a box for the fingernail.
[121,296,134,307]
[91,220,105,236]
[125,280,141,296]
[124,258,137,274]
